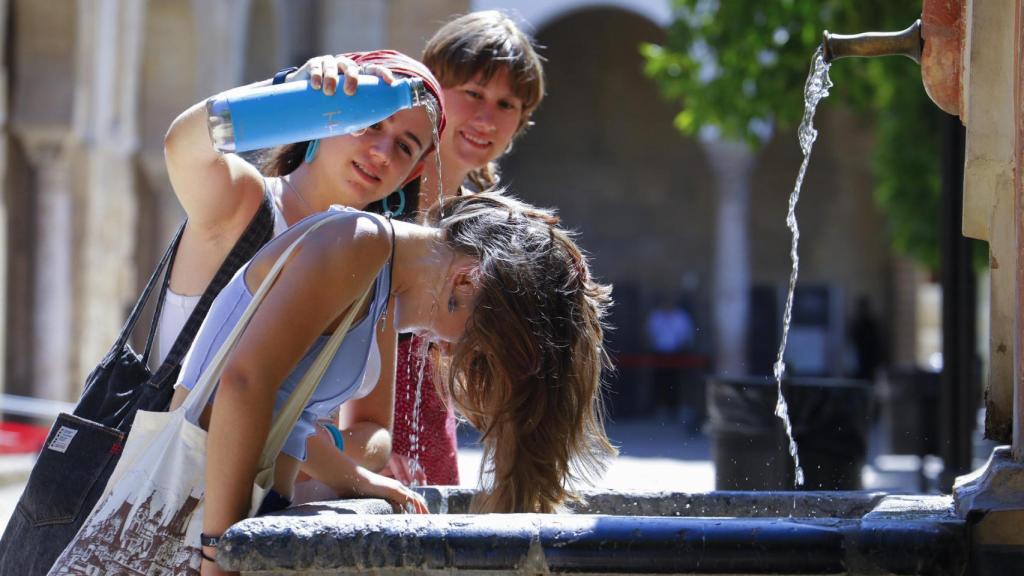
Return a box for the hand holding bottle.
[287,53,396,97]
[206,54,427,153]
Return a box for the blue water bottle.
[206,75,428,153]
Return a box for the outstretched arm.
[163,79,268,242]
[301,424,426,513]
[298,308,397,482]
[333,306,399,471]
[162,54,390,262]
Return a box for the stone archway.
[472,0,671,30]
[500,7,715,416]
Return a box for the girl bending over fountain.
[169,192,615,573]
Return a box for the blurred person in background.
[645,293,696,425]
[848,295,882,382]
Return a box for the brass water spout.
[822,19,923,64]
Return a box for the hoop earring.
[448,294,456,314]
[304,139,320,163]
[381,188,406,217]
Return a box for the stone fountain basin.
[218,489,966,575]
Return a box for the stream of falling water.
[400,100,445,487]
[773,46,832,489]
[424,102,445,217]
[402,337,430,485]
[410,338,432,484]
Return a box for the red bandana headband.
[348,50,446,186]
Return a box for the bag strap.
[100,222,186,368]
[260,283,372,468]
[182,212,373,437]
[141,224,183,364]
[149,194,275,386]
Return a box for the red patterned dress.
[391,335,460,485]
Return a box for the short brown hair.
[422,11,546,190]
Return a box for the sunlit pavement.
[457,418,716,491]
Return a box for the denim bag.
[0,197,274,575]
[46,211,370,575]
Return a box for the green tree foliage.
[642,0,946,269]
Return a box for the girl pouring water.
[160,50,445,512]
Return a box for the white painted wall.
[471,0,671,31]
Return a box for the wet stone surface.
[421,487,887,517]
[569,489,884,518]
[219,490,967,575]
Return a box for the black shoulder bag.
[0,196,274,575]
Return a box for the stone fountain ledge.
[218,489,966,575]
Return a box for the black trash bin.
[707,376,871,490]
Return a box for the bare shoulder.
[304,210,392,272]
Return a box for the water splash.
[399,100,446,486]
[415,343,433,480]
[772,46,832,489]
[399,342,420,485]
[404,338,430,485]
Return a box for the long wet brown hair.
[422,11,546,191]
[427,192,616,512]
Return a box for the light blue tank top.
[175,208,392,460]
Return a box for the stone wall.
[0,0,470,402]
[0,0,8,396]
[1,0,909,404]
[503,6,897,378]
[503,8,715,377]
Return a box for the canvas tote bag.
[47,213,372,575]
[0,196,273,576]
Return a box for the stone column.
[192,0,251,95]
[320,0,387,54]
[957,0,1019,445]
[243,0,292,80]
[71,0,148,386]
[20,136,75,401]
[1015,0,1024,460]
[386,0,471,56]
[701,137,755,376]
[0,0,9,395]
[137,0,199,255]
[889,255,922,369]
[950,2,1024,564]
[8,0,78,400]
